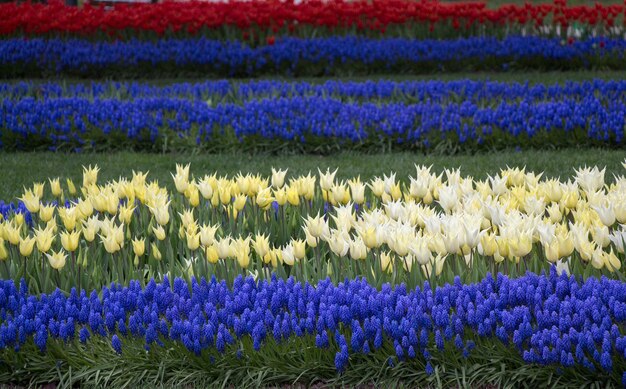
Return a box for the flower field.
[2,0,626,387]
[1,79,625,152]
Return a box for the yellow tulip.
[293,239,306,260]
[349,237,367,261]
[32,182,44,198]
[479,233,497,256]
[61,230,80,252]
[82,165,100,188]
[66,178,77,196]
[151,243,162,260]
[544,241,560,263]
[39,204,56,223]
[58,207,78,231]
[19,236,36,257]
[118,204,135,225]
[186,231,201,251]
[171,163,190,193]
[46,249,67,270]
[360,226,379,249]
[153,225,166,241]
[206,245,219,264]
[348,178,366,205]
[218,186,231,205]
[101,234,121,254]
[510,234,533,258]
[49,178,62,197]
[273,188,287,206]
[285,186,299,206]
[233,194,247,211]
[132,238,145,257]
[252,233,270,258]
[255,187,274,209]
[19,189,40,213]
[233,237,251,268]
[604,248,621,271]
[0,239,8,260]
[35,227,54,253]
[380,251,393,273]
[14,213,24,228]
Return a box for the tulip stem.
[314,245,321,278]
[2,260,10,279]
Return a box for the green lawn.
[11,70,626,87]
[0,148,623,202]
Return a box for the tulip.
[360,226,379,249]
[318,168,338,191]
[118,204,135,225]
[252,233,270,258]
[19,236,36,257]
[233,194,247,211]
[197,176,214,200]
[35,227,54,253]
[0,239,7,260]
[592,205,616,227]
[132,237,145,256]
[206,245,219,264]
[349,237,367,261]
[172,163,190,193]
[186,231,200,251]
[150,225,165,241]
[151,243,162,260]
[255,187,274,209]
[149,203,171,226]
[39,204,56,223]
[19,189,40,213]
[271,168,288,189]
[49,178,62,197]
[286,186,300,206]
[101,234,121,254]
[281,244,296,266]
[66,178,77,196]
[82,165,100,188]
[60,230,80,252]
[46,249,67,270]
[216,237,232,259]
[293,239,306,260]
[199,224,218,247]
[186,183,200,207]
[233,237,251,268]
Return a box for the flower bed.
[1,163,625,295]
[0,36,624,78]
[0,0,623,39]
[1,79,624,153]
[1,271,625,386]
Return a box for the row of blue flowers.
[1,83,623,152]
[0,36,624,77]
[0,270,625,382]
[3,79,626,104]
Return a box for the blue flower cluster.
[0,36,623,76]
[0,200,33,227]
[1,79,624,151]
[1,270,625,378]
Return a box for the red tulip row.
[0,0,624,38]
